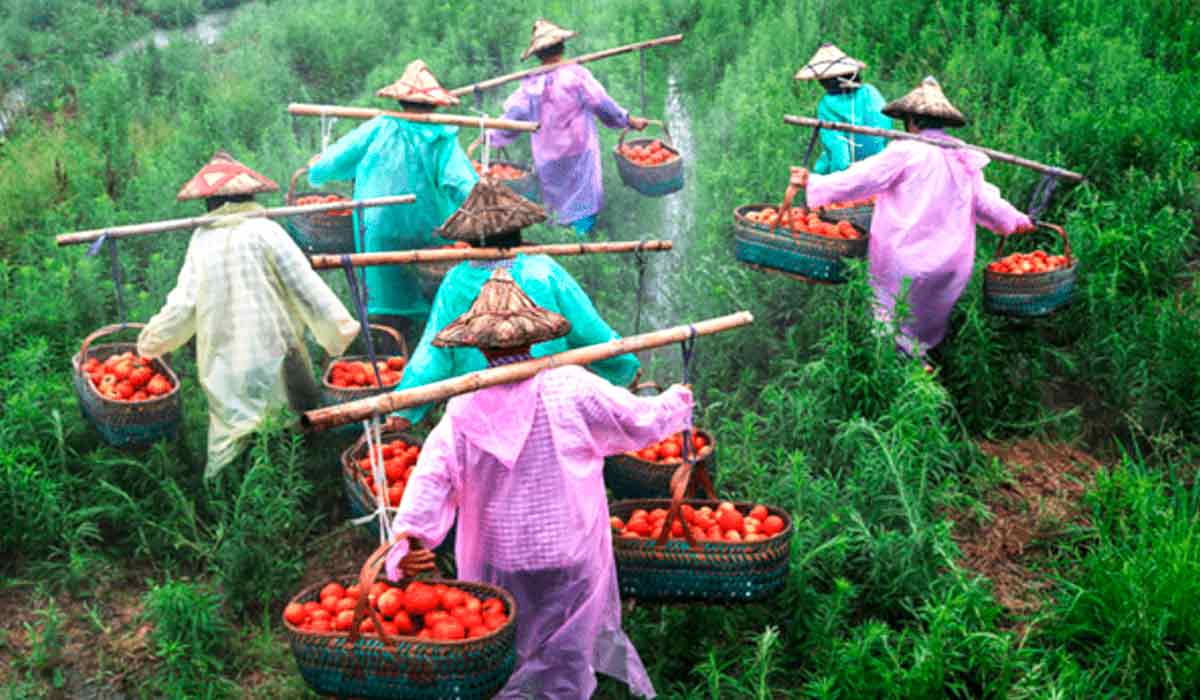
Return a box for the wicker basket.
[321,324,409,407]
[286,167,357,255]
[613,120,684,197]
[733,203,868,284]
[984,222,1077,317]
[603,384,718,500]
[415,258,459,301]
[341,429,420,541]
[71,323,182,447]
[467,142,540,203]
[284,543,517,700]
[610,499,793,603]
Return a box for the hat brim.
[522,31,577,60]
[881,104,967,127]
[794,60,865,81]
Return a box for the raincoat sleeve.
[263,226,360,354]
[552,265,640,386]
[806,142,912,208]
[137,245,199,358]
[576,371,694,456]
[578,68,630,129]
[486,88,532,150]
[815,95,852,175]
[386,418,460,579]
[437,135,481,204]
[974,180,1032,235]
[308,118,380,187]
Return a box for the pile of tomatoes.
[82,352,174,403]
[471,161,528,180]
[354,436,422,507]
[328,357,406,389]
[285,580,509,641]
[628,432,709,464]
[619,140,678,167]
[612,501,786,543]
[744,206,862,240]
[817,196,875,211]
[987,250,1070,275]
[296,194,352,217]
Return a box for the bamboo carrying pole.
[448,34,685,97]
[55,195,417,247]
[302,311,754,431]
[310,240,673,270]
[782,115,1085,183]
[287,104,539,132]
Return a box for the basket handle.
[287,167,308,205]
[618,118,672,150]
[653,454,717,552]
[348,538,437,647]
[992,221,1071,263]
[632,381,663,396]
[77,323,147,375]
[769,179,803,238]
[364,323,408,360]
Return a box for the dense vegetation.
[1,0,1197,697]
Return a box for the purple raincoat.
[487,64,631,226]
[387,365,693,698]
[806,129,1032,354]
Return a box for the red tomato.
[336,597,357,613]
[692,434,708,452]
[481,598,503,616]
[320,596,340,614]
[610,516,624,530]
[310,609,331,623]
[717,508,744,533]
[359,619,377,636]
[441,588,466,610]
[380,621,400,636]
[749,505,769,521]
[659,441,681,460]
[370,582,390,598]
[129,366,153,388]
[762,515,785,536]
[377,590,404,617]
[146,375,172,396]
[345,585,361,598]
[303,601,322,614]
[392,610,415,634]
[483,612,507,630]
[404,586,440,616]
[114,381,134,400]
[468,625,489,639]
[284,602,307,625]
[310,618,332,633]
[333,610,355,631]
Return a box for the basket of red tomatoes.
[983,222,1077,317]
[468,142,540,203]
[610,499,793,602]
[71,323,182,447]
[341,430,423,539]
[285,167,356,254]
[603,384,716,499]
[613,119,683,197]
[283,541,517,700]
[733,200,868,284]
[322,324,409,406]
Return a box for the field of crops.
[1,0,1198,697]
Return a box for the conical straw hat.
[794,43,866,81]
[522,18,577,60]
[882,76,967,127]
[434,268,571,350]
[376,60,460,106]
[176,150,279,201]
[437,177,548,243]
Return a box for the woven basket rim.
[322,354,407,392]
[609,498,794,551]
[984,261,1079,280]
[615,428,715,466]
[73,343,181,408]
[613,141,682,171]
[283,575,517,649]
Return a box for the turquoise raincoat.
[392,255,640,425]
[309,116,479,319]
[814,84,892,174]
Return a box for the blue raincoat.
[309,116,479,319]
[814,84,892,174]
[392,255,640,425]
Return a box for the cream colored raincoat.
[138,202,359,477]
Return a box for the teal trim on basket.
[735,238,846,282]
[79,400,178,446]
[984,282,1076,317]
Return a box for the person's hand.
[1012,220,1037,235]
[385,415,412,433]
[385,532,437,579]
[628,116,649,131]
[789,166,809,188]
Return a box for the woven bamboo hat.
[437,176,548,243]
[882,76,967,127]
[434,268,571,350]
[794,43,866,81]
[522,18,577,60]
[176,150,279,201]
[376,60,460,106]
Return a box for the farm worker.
[479,18,651,237]
[386,176,639,429]
[794,43,891,174]
[385,268,692,698]
[138,150,359,478]
[791,77,1034,365]
[307,59,479,340]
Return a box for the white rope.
[319,110,338,152]
[359,417,394,544]
[471,108,490,171]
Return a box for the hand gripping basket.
[983,222,1078,317]
[321,324,409,407]
[71,323,182,447]
[613,119,684,197]
[286,166,357,255]
[733,202,868,284]
[611,457,793,603]
[284,542,517,700]
[603,384,718,500]
[466,141,540,203]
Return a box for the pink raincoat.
[806,129,1032,354]
[487,64,632,226]
[387,365,693,698]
